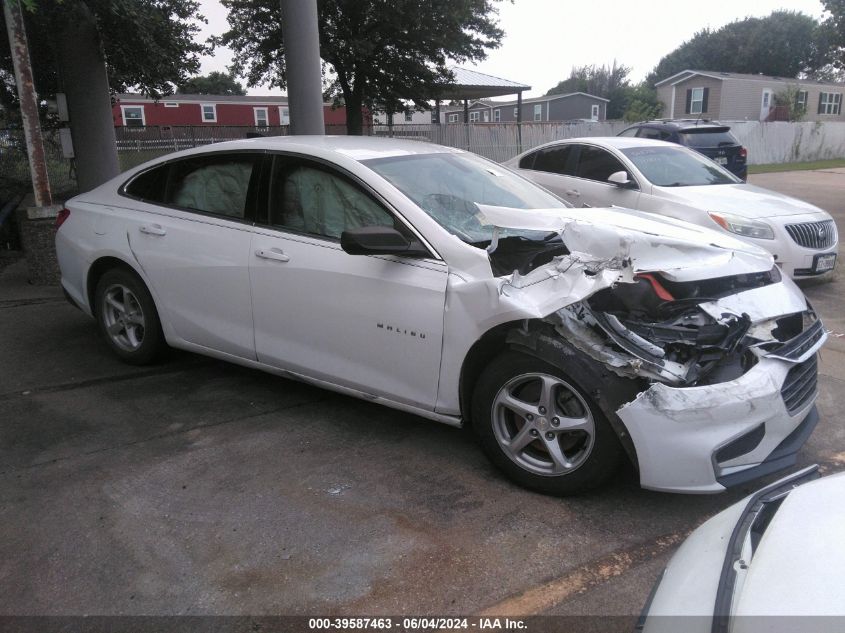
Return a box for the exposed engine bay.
[546,266,821,387]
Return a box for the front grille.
[781,355,818,415]
[785,220,836,249]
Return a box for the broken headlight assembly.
[708,211,775,240]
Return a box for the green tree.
[178,71,246,96]
[546,62,631,119]
[622,83,663,122]
[647,11,830,85]
[217,0,505,135]
[822,0,845,72]
[0,0,207,108]
[1,0,207,191]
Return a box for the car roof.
[530,136,680,151]
[173,135,463,162]
[631,120,731,132]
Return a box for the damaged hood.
[477,205,774,282]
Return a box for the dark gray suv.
[619,120,747,180]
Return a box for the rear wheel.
[472,351,622,495]
[94,268,165,365]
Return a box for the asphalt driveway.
[1,168,844,623]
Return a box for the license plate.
[716,156,728,165]
[814,253,836,272]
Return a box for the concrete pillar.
[280,0,325,135]
[55,2,119,192]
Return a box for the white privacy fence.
[377,120,845,165]
[724,121,845,165]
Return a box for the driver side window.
[575,145,628,183]
[268,159,394,239]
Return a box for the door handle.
[255,248,290,263]
[564,189,580,197]
[139,224,166,236]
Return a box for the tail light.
[739,147,747,159]
[55,207,70,229]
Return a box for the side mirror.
[608,170,636,188]
[340,226,429,257]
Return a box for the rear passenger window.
[532,145,575,175]
[518,152,538,169]
[169,155,258,219]
[123,153,260,220]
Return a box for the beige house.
[655,70,845,122]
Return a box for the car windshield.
[678,129,738,148]
[362,152,568,244]
[620,146,741,187]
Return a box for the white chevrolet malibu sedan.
[56,136,826,495]
[504,137,838,279]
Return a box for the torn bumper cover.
[564,280,825,493]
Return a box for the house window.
[254,107,269,127]
[279,107,290,125]
[494,109,501,122]
[690,87,705,114]
[201,103,217,123]
[404,111,413,122]
[163,102,179,108]
[819,92,842,115]
[121,105,145,127]
[533,104,542,121]
[448,113,459,123]
[513,107,519,118]
[591,104,600,121]
[469,111,480,122]
[795,90,809,112]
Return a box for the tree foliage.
[823,0,845,72]
[647,11,831,86]
[0,0,207,111]
[178,71,246,95]
[216,0,506,134]
[544,62,661,121]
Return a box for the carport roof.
[436,66,531,100]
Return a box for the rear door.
[248,154,448,409]
[118,152,261,359]
[678,128,746,178]
[514,144,581,202]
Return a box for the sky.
[195,0,827,100]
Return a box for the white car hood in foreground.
[733,471,845,620]
[644,470,845,633]
[655,183,829,220]
[478,205,774,282]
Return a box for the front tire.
[472,351,622,495]
[94,268,165,365]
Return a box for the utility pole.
[279,0,325,135]
[3,0,52,206]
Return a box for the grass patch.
[749,158,845,174]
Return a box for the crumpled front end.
[547,268,824,493]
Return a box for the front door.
[249,156,448,409]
